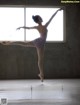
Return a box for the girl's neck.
[39,23,42,26]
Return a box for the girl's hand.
[58,8,63,11]
[56,8,63,13]
[16,27,21,30]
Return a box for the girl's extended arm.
[45,8,62,28]
[16,26,37,30]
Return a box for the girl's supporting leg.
[37,48,44,82]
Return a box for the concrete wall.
[0,0,80,79]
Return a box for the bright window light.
[26,8,63,41]
[0,7,63,42]
[0,7,24,41]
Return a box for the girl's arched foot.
[1,41,11,45]
[38,74,44,82]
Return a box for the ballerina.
[1,8,62,82]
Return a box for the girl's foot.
[0,41,11,45]
[38,74,44,82]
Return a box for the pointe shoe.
[38,74,44,82]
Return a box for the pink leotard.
[33,29,48,48]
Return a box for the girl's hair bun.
[32,15,41,23]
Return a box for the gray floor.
[0,79,80,105]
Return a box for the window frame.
[0,5,66,43]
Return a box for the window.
[0,7,63,42]
[0,7,24,41]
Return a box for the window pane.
[0,7,24,41]
[26,8,63,41]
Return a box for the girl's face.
[38,16,43,23]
